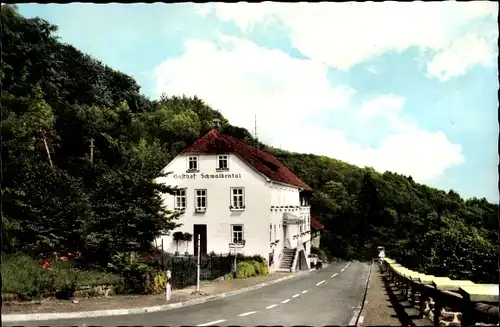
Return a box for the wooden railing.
[381,258,499,326]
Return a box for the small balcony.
[299,205,310,215]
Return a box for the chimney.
[212,118,221,129]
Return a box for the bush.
[311,246,329,263]
[50,260,78,299]
[76,269,121,287]
[259,262,269,275]
[108,251,155,294]
[236,262,256,278]
[2,253,122,300]
[151,271,168,294]
[238,254,266,264]
[2,253,54,300]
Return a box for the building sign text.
[172,173,242,180]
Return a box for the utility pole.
[89,138,95,165]
[41,129,53,168]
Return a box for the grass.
[2,253,121,300]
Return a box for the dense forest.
[2,5,498,283]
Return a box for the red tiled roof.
[311,217,324,231]
[182,129,312,191]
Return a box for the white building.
[155,128,314,272]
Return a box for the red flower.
[141,253,153,261]
[41,259,51,270]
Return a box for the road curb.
[355,262,374,326]
[2,269,315,322]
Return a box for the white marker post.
[196,234,201,293]
[166,269,171,301]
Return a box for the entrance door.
[283,225,288,248]
[193,224,207,257]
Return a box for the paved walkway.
[360,264,433,327]
[3,272,292,315]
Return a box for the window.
[187,156,198,171]
[195,189,207,211]
[270,225,272,242]
[174,189,186,210]
[231,187,245,209]
[231,225,244,244]
[217,154,229,170]
[273,224,277,240]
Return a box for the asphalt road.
[6,261,371,327]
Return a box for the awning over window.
[311,217,324,231]
[283,212,302,225]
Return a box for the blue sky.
[17,2,498,202]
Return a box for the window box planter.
[216,167,229,172]
[195,208,206,213]
[229,240,246,247]
[229,205,245,211]
[186,169,199,173]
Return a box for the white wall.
[268,183,312,271]
[155,153,271,258]
[270,184,301,207]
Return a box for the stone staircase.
[278,248,296,272]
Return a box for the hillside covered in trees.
[2,5,498,283]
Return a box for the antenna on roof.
[212,118,221,130]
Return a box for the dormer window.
[187,155,199,172]
[216,154,229,171]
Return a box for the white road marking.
[292,293,300,298]
[331,273,338,278]
[316,280,326,286]
[348,306,362,326]
[358,315,365,324]
[301,290,308,294]
[197,319,227,326]
[281,298,290,303]
[266,304,278,309]
[239,311,257,316]
[341,268,345,272]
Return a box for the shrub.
[311,246,329,262]
[248,260,261,275]
[76,269,121,287]
[2,253,54,300]
[259,262,269,275]
[108,251,155,294]
[236,262,256,278]
[2,253,123,300]
[50,259,78,299]
[151,271,168,294]
[237,254,266,264]
[246,260,269,276]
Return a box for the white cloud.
[359,94,405,122]
[195,1,498,80]
[426,33,496,81]
[154,37,464,182]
